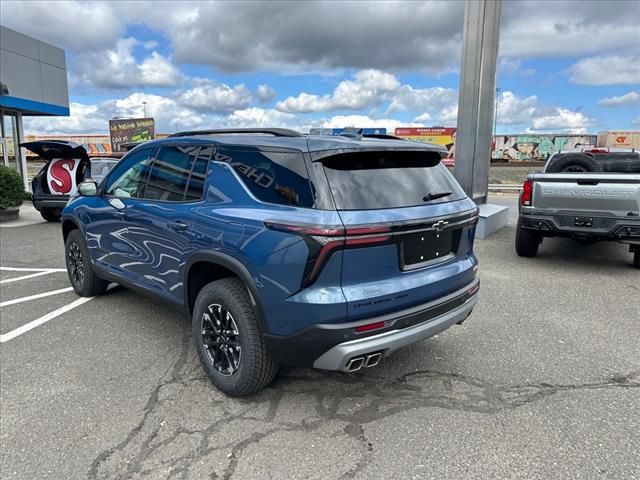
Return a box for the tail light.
[264,221,391,287]
[521,179,533,206]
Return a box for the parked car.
[21,141,118,222]
[61,128,480,396]
[516,148,640,267]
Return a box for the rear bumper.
[520,212,640,244]
[32,194,70,212]
[265,277,479,370]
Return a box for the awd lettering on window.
[214,152,274,189]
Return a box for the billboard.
[394,128,456,159]
[309,128,387,136]
[109,118,155,152]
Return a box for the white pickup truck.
[516,147,640,268]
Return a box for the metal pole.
[143,102,147,118]
[493,87,500,138]
[453,0,502,204]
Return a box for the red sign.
[395,127,456,136]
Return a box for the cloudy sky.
[2,0,639,135]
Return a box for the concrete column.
[453,0,502,204]
[16,112,29,191]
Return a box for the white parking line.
[0,295,96,343]
[0,287,74,307]
[0,267,67,272]
[0,271,60,284]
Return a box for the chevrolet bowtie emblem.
[432,220,449,232]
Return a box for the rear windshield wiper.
[423,191,452,202]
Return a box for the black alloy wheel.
[68,241,85,288]
[201,303,241,376]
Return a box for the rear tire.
[193,278,278,396]
[41,210,61,222]
[634,250,640,269]
[65,229,109,296]
[515,220,541,257]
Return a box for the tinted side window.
[214,148,315,207]
[185,146,212,201]
[104,148,155,198]
[143,146,204,202]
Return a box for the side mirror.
[77,181,98,196]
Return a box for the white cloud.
[318,115,425,131]
[226,108,296,128]
[176,80,252,113]
[632,118,640,126]
[414,113,432,122]
[386,85,457,115]
[598,91,640,107]
[143,40,159,50]
[276,70,400,113]
[1,1,123,51]
[74,38,183,89]
[498,57,536,77]
[256,84,277,103]
[496,92,539,125]
[438,105,459,124]
[529,108,594,133]
[569,55,640,85]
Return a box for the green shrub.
[0,164,25,209]
[23,190,33,201]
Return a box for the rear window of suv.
[320,150,466,210]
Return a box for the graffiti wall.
[492,134,596,161]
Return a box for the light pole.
[142,101,147,118]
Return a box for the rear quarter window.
[214,147,315,208]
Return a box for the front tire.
[634,250,640,269]
[193,278,278,396]
[65,229,109,296]
[41,210,61,222]
[515,220,541,257]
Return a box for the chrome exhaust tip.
[364,352,382,368]
[345,357,365,372]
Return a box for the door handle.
[167,221,188,232]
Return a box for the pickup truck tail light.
[521,179,533,206]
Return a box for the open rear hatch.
[318,149,478,321]
[21,140,90,195]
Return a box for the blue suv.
[62,128,480,396]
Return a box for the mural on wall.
[491,135,597,161]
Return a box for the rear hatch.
[21,140,90,195]
[317,148,478,321]
[531,173,640,217]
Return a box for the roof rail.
[169,128,303,138]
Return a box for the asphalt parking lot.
[1,197,639,480]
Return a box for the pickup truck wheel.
[41,210,62,222]
[545,153,601,173]
[65,229,109,296]
[634,250,640,269]
[515,220,541,257]
[193,278,278,396]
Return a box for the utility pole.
[142,101,147,118]
[493,86,501,138]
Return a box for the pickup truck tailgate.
[531,173,640,216]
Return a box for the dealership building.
[0,25,69,189]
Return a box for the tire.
[64,229,109,296]
[634,250,640,269]
[515,220,541,257]
[193,278,278,396]
[41,210,62,222]
[545,153,601,173]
